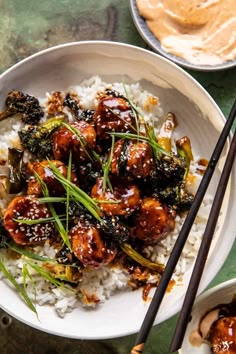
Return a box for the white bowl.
[180,278,236,354]
[0,41,235,340]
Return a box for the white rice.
[0,76,211,317]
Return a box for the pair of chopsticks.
[131,99,236,354]
[170,105,236,352]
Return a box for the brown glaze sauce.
[197,158,208,175]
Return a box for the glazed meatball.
[52,120,96,162]
[91,177,140,216]
[3,196,55,245]
[27,160,78,196]
[70,221,117,269]
[110,139,154,179]
[134,197,175,244]
[209,316,236,354]
[93,91,135,140]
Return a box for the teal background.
[0,0,235,353]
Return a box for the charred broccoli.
[0,219,10,248]
[158,186,194,212]
[99,216,130,244]
[18,117,64,159]
[77,162,102,192]
[63,93,79,113]
[68,201,96,222]
[157,136,194,211]
[56,245,82,266]
[143,150,193,211]
[63,93,95,123]
[152,154,186,189]
[146,152,194,211]
[0,90,44,125]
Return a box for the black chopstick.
[130,100,236,354]
[170,123,236,352]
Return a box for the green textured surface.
[0,1,235,353]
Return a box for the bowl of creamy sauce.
[130,0,236,70]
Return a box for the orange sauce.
[197,158,208,175]
[167,279,176,293]
[136,0,236,65]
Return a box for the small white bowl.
[180,278,236,354]
[0,41,235,340]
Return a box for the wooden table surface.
[0,1,235,353]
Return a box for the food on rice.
[0,76,210,317]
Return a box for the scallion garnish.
[123,83,141,137]
[62,122,103,166]
[62,122,94,161]
[102,134,115,192]
[13,216,66,225]
[34,172,72,251]
[22,263,37,303]
[120,243,164,273]
[109,131,170,158]
[46,160,104,223]
[38,197,66,203]
[6,241,54,262]
[106,107,138,134]
[0,259,37,315]
[5,241,78,268]
[23,258,73,290]
[66,152,72,234]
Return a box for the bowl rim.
[0,39,233,105]
[129,0,236,72]
[0,40,235,340]
[192,278,236,305]
[0,40,228,121]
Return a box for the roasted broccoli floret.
[0,90,44,125]
[63,93,95,123]
[56,245,82,266]
[152,154,186,189]
[68,201,96,223]
[142,149,193,211]
[78,109,95,123]
[146,134,194,211]
[77,162,102,192]
[158,186,194,212]
[99,216,130,244]
[63,93,79,113]
[146,150,193,211]
[0,219,10,248]
[18,117,64,159]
